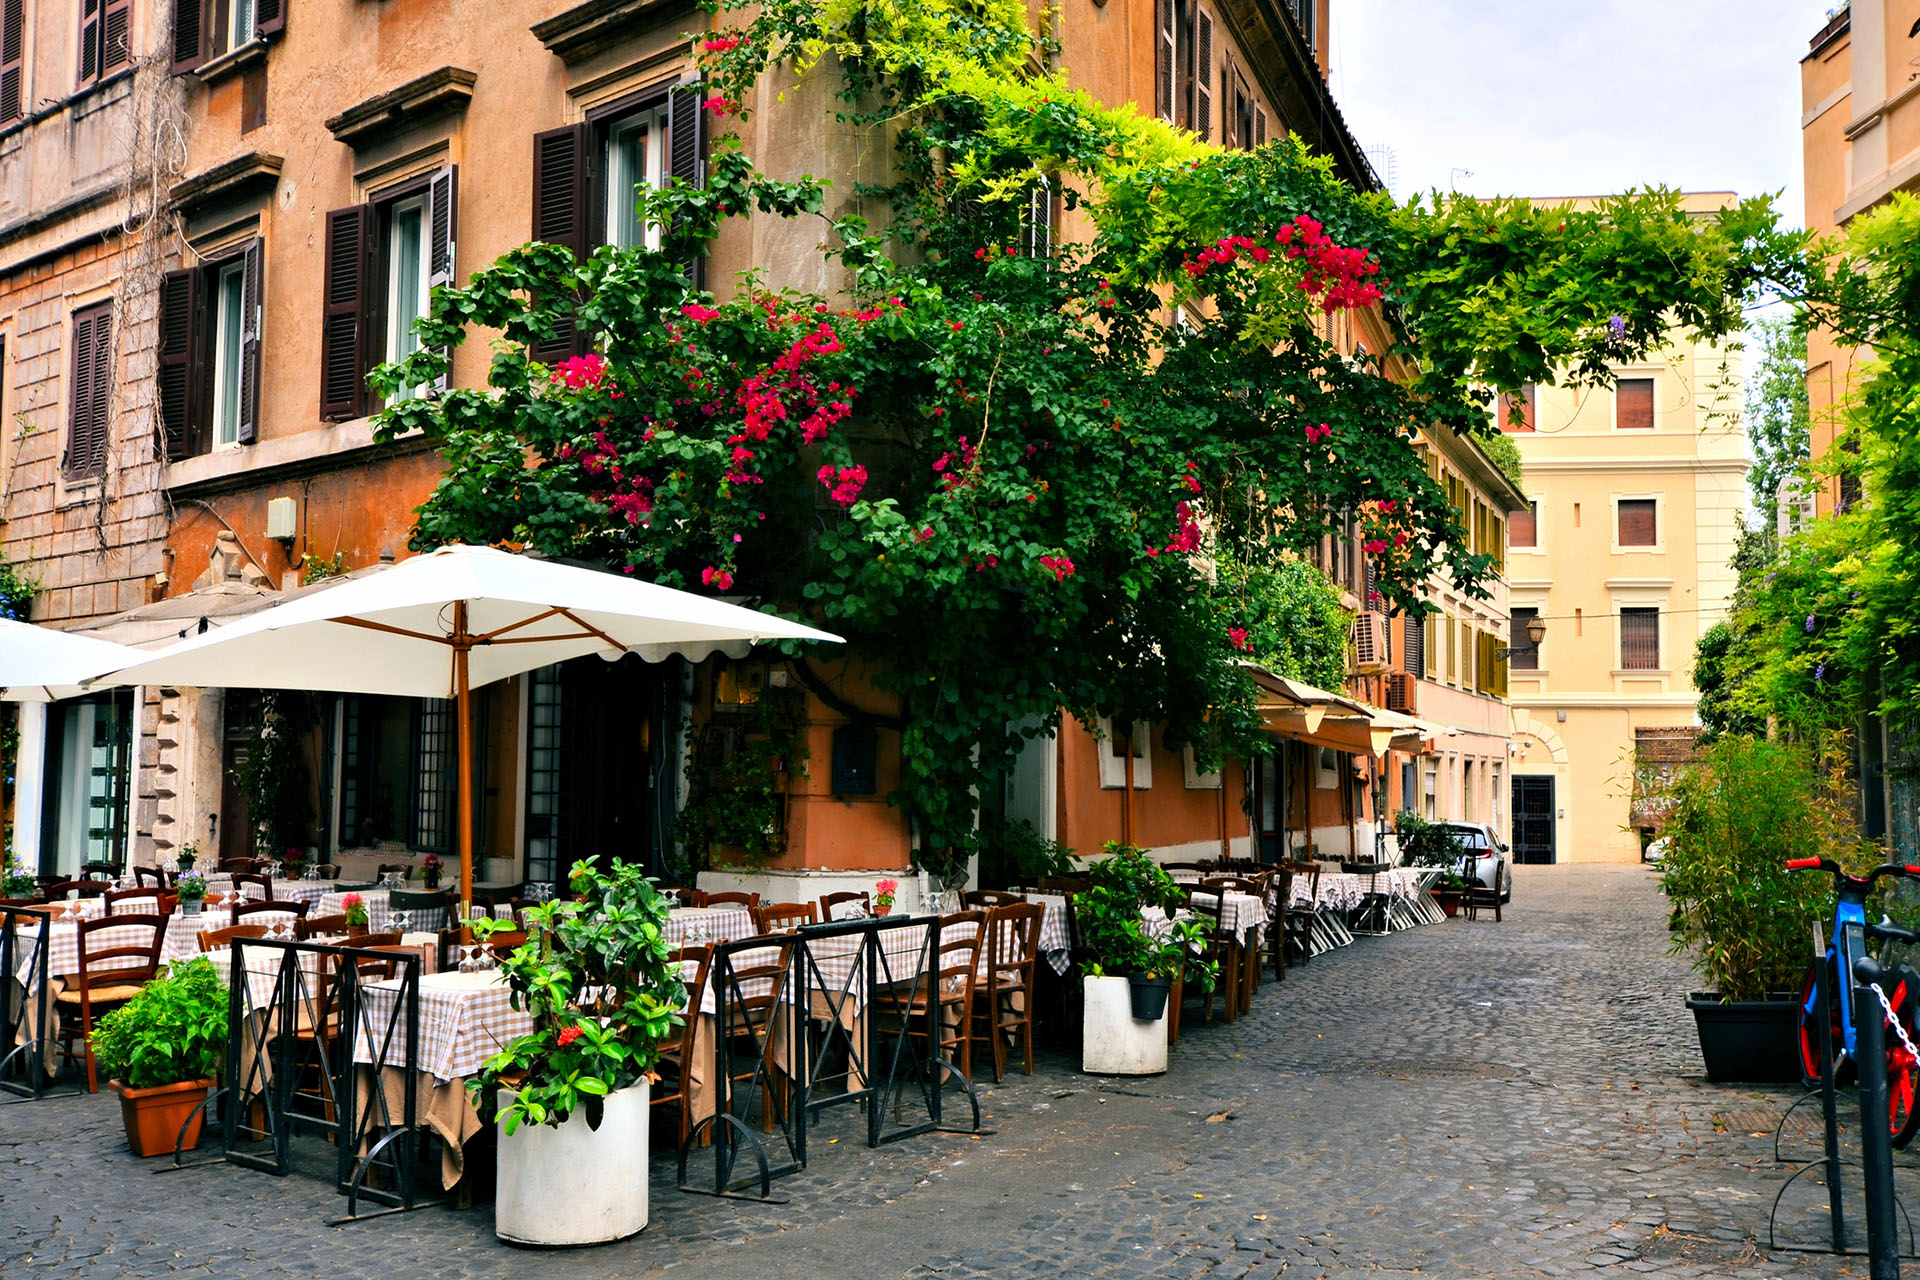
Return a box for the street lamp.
[1497,614,1547,661]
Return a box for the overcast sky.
[1328,1,1834,227]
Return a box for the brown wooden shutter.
[237,239,263,444]
[255,0,286,40]
[172,0,206,73]
[157,268,201,459]
[1219,57,1236,148]
[531,124,588,364]
[1402,612,1424,675]
[426,166,458,394]
[1194,9,1213,141]
[667,83,705,285]
[100,0,130,73]
[1620,608,1659,670]
[320,205,372,420]
[79,0,102,85]
[1508,502,1536,548]
[0,0,24,125]
[1154,0,1175,122]
[66,303,112,479]
[1254,107,1266,145]
[1617,499,1656,547]
[1616,377,1654,430]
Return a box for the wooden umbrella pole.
[454,601,475,943]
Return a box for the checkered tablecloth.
[201,875,268,904]
[16,908,307,982]
[1026,895,1077,974]
[354,970,531,1082]
[662,906,756,949]
[1290,871,1364,912]
[1182,890,1267,947]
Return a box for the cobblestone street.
[5,864,1902,1278]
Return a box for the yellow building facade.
[1499,226,1750,862]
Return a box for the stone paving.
[5,863,1911,1277]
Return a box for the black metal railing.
[0,906,53,1100]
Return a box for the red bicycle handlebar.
[1786,858,1825,870]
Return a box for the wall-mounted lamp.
[1496,614,1548,661]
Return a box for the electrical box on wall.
[831,724,878,796]
[265,496,298,541]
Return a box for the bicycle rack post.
[1820,954,1847,1250]
[1855,953,1902,1280]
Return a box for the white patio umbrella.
[0,617,148,702]
[93,544,843,915]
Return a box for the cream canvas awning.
[1244,666,1427,757]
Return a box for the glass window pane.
[231,0,255,47]
[212,262,244,447]
[387,200,426,400]
[606,119,649,250]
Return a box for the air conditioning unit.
[1349,612,1388,674]
[1385,670,1418,714]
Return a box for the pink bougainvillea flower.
[1363,538,1388,555]
[1227,626,1251,652]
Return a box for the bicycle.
[1788,857,1920,1148]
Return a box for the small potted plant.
[340,893,369,936]
[422,852,443,889]
[88,957,228,1156]
[174,870,207,916]
[873,878,899,917]
[470,859,686,1246]
[1394,811,1468,916]
[280,847,306,879]
[1073,843,1215,1074]
[3,858,35,900]
[174,842,199,874]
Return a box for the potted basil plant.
[88,957,228,1156]
[1074,843,1215,1074]
[470,858,685,1246]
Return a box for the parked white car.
[1437,821,1511,903]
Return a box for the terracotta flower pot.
[346,924,369,938]
[112,1077,214,1158]
[874,902,893,917]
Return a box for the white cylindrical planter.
[495,1080,650,1246]
[1081,974,1169,1075]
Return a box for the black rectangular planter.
[1685,992,1802,1083]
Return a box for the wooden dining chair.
[309,863,342,880]
[103,888,165,916]
[56,914,165,1091]
[972,902,1043,1081]
[1181,889,1240,1024]
[388,888,454,934]
[818,890,870,921]
[376,863,414,882]
[703,890,761,912]
[218,858,259,873]
[963,889,1026,909]
[484,929,530,959]
[197,922,269,953]
[897,911,985,1083]
[752,901,818,933]
[296,913,351,941]
[131,866,169,889]
[44,880,107,900]
[652,944,713,1146]
[231,872,274,902]
[1278,860,1322,966]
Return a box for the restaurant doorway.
[524,655,677,884]
[36,690,133,876]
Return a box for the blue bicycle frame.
[1812,895,1869,1060]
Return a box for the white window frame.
[228,0,257,52]
[1097,717,1153,790]
[1314,745,1338,790]
[1610,493,1664,555]
[1181,744,1221,790]
[1610,585,1670,675]
[209,259,246,451]
[603,105,669,252]
[385,194,429,402]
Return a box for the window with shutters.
[0,0,25,125]
[1164,0,1212,137]
[160,240,263,458]
[1620,607,1660,670]
[1615,377,1655,430]
[1022,176,1054,258]
[527,87,703,363]
[1616,498,1657,548]
[1509,606,1539,671]
[172,0,285,75]
[321,166,456,419]
[1403,612,1424,676]
[77,0,131,89]
[1509,501,1537,549]
[64,301,111,479]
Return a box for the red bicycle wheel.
[1888,974,1920,1148]
[1799,960,1844,1087]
